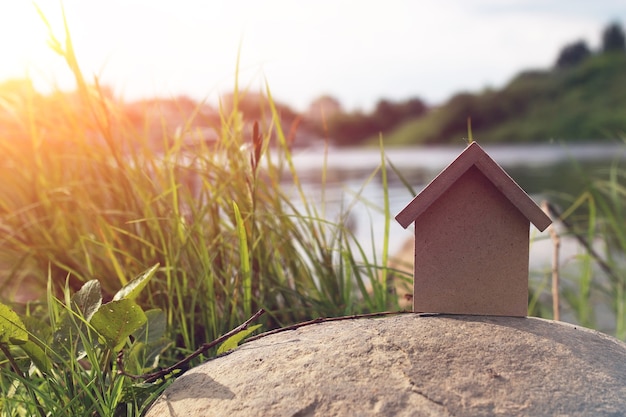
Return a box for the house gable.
[396,142,551,231]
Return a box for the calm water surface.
[283,143,626,263]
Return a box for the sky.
[0,1,624,112]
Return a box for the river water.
[283,142,626,265]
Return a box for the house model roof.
[396,142,551,232]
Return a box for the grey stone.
[146,314,626,417]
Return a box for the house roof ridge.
[395,142,551,231]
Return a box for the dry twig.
[117,308,266,383]
[542,201,561,321]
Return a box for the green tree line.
[310,22,626,146]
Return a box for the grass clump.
[0,9,400,414]
[0,7,395,372]
[551,148,626,339]
[0,267,169,416]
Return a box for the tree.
[372,99,401,131]
[401,98,427,117]
[328,97,428,146]
[601,22,625,53]
[307,95,343,121]
[328,111,377,146]
[555,40,591,69]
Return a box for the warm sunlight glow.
[0,1,622,110]
[0,5,53,82]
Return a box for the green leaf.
[51,281,102,361]
[217,324,261,355]
[233,202,251,317]
[20,316,53,373]
[113,263,159,301]
[51,313,89,361]
[126,338,172,374]
[90,299,147,351]
[71,279,102,320]
[132,309,167,345]
[125,309,171,374]
[0,302,28,345]
[118,381,167,408]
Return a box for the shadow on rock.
[164,373,235,401]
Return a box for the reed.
[0,7,395,368]
[552,146,626,339]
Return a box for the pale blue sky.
[1,1,623,111]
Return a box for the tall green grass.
[0,9,395,365]
[0,268,170,416]
[552,149,626,339]
[0,10,400,414]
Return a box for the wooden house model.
[395,142,552,317]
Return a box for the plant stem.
[121,309,266,383]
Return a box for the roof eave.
[395,142,552,231]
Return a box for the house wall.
[413,165,530,316]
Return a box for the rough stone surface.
[146,315,626,417]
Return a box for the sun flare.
[0,4,59,83]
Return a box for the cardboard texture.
[395,142,551,317]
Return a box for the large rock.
[146,314,626,416]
